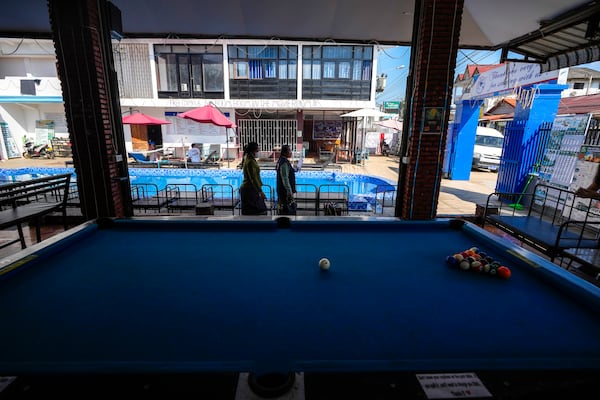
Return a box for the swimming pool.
[0,167,397,211]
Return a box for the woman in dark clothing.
[276,144,297,215]
[240,142,268,215]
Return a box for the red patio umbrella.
[177,104,236,127]
[178,104,237,167]
[122,112,171,125]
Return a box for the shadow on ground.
[439,186,490,205]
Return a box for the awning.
[500,2,600,72]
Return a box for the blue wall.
[448,99,483,180]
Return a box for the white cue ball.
[319,258,331,270]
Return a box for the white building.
[0,37,385,161]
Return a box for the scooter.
[22,141,55,159]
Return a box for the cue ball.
[319,258,331,270]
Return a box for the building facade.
[0,37,383,161]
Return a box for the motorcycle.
[22,141,55,159]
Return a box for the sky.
[374,46,600,107]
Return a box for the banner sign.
[465,63,559,100]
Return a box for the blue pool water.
[0,167,397,210]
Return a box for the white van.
[472,126,504,172]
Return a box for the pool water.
[0,167,397,210]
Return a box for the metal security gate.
[496,120,552,194]
[237,119,297,153]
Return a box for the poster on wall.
[535,114,591,210]
[564,159,600,224]
[35,120,55,144]
[539,114,590,187]
[1,123,20,159]
[313,120,342,140]
[422,107,443,134]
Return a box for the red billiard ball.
[497,266,511,279]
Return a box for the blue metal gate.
[496,120,552,194]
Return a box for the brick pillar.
[397,0,464,219]
[48,0,132,219]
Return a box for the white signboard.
[163,114,228,144]
[416,373,492,398]
[465,62,558,100]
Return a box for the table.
[1,217,600,398]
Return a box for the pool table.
[1,217,599,398]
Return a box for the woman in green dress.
[240,142,268,215]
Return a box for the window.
[234,61,249,79]
[573,82,585,89]
[302,45,372,81]
[202,54,224,92]
[228,45,298,80]
[154,45,224,98]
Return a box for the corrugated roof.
[557,92,600,115]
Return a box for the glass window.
[303,45,372,81]
[361,61,372,81]
[191,55,203,92]
[178,55,189,92]
[352,60,362,80]
[339,61,350,79]
[249,60,263,79]
[172,45,188,53]
[202,54,224,92]
[279,61,288,79]
[323,61,335,78]
[303,63,312,80]
[228,44,297,81]
[234,61,249,79]
[312,60,321,79]
[265,61,277,78]
[156,53,178,91]
[288,60,297,79]
[155,45,225,97]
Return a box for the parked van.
[472,126,504,172]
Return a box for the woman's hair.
[245,142,259,155]
[281,144,291,156]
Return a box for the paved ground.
[0,154,497,217]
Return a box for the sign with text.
[416,373,492,398]
[384,101,400,111]
[466,63,558,100]
[163,113,228,145]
